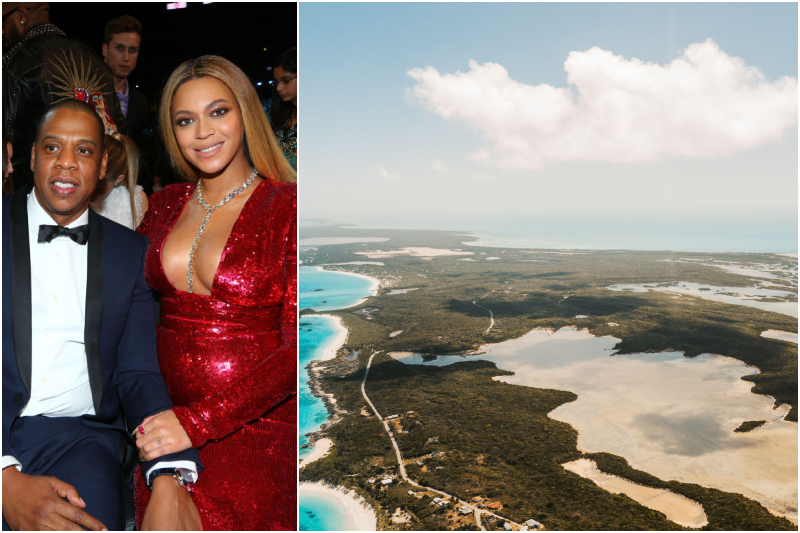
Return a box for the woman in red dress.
[133,55,297,530]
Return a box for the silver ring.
[157,439,162,446]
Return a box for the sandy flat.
[608,282,798,318]
[356,247,474,258]
[299,482,377,530]
[761,330,798,344]
[299,237,389,246]
[321,261,386,266]
[563,458,707,528]
[300,438,332,469]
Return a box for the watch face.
[177,468,197,484]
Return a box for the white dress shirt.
[3,192,195,482]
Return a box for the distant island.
[299,223,797,531]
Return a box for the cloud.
[431,159,453,175]
[407,39,798,170]
[369,166,400,180]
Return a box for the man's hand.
[136,410,192,461]
[2,467,107,531]
[140,476,201,531]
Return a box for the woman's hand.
[136,410,193,461]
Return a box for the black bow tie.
[38,224,90,245]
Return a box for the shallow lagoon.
[608,281,798,318]
[390,327,798,521]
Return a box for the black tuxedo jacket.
[2,186,201,480]
[125,87,150,146]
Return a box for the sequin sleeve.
[172,185,297,447]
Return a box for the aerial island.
[299,223,797,531]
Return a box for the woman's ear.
[115,174,126,186]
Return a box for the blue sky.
[299,3,797,250]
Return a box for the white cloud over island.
[407,39,798,170]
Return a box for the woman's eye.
[175,117,192,127]
[212,107,228,117]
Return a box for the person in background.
[2,137,13,194]
[134,54,297,531]
[102,15,148,149]
[90,132,148,229]
[2,2,126,191]
[269,47,297,169]
[102,15,154,197]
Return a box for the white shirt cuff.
[145,460,197,486]
[2,455,22,471]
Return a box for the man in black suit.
[2,99,201,530]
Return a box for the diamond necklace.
[187,168,258,293]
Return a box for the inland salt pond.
[299,266,379,530]
[389,327,798,523]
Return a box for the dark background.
[54,2,297,111]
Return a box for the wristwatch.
[147,467,197,490]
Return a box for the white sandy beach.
[313,315,349,361]
[299,482,377,531]
[300,438,332,469]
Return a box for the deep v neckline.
[159,179,265,296]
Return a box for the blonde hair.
[159,55,296,183]
[104,132,141,226]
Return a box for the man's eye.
[78,148,92,155]
[44,144,58,152]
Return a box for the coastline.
[301,265,381,309]
[299,270,380,468]
[299,482,377,531]
[314,314,349,361]
[299,437,332,468]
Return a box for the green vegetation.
[299,225,797,530]
[734,420,768,433]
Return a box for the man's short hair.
[35,100,105,150]
[103,15,142,45]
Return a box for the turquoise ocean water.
[299,266,376,531]
[299,490,358,531]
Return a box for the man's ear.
[99,150,108,181]
[29,143,35,172]
[101,43,108,61]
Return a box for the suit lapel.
[85,208,104,413]
[10,186,32,394]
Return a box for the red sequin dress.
[134,179,297,531]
